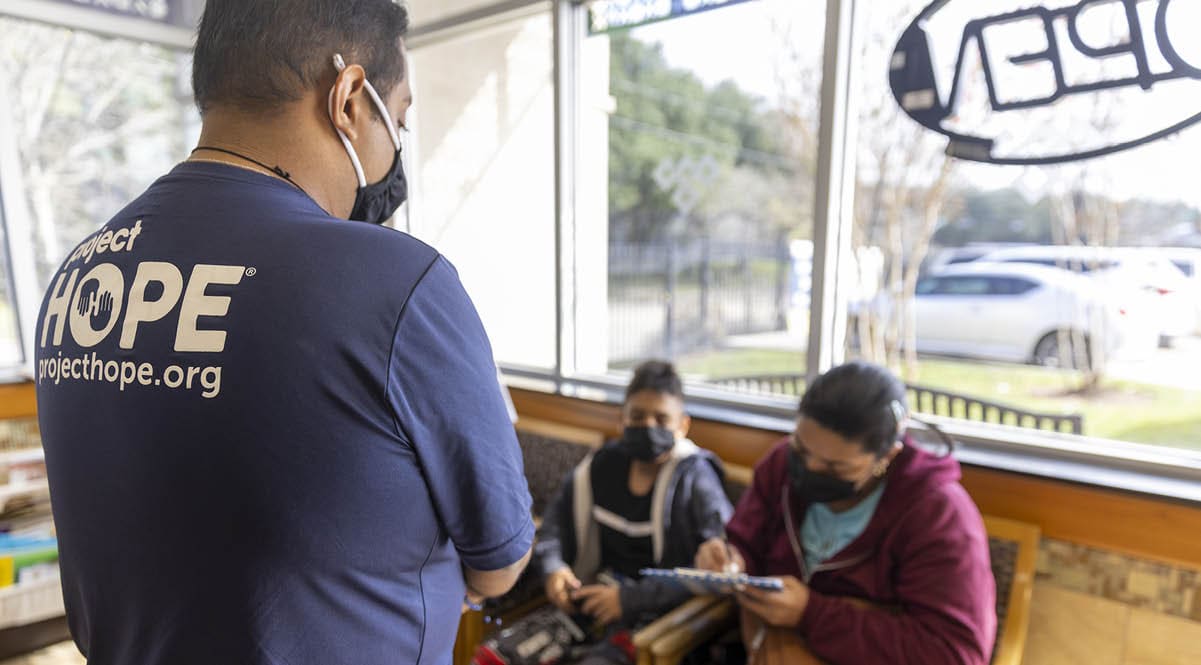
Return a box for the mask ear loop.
[913,414,957,458]
[361,79,402,151]
[331,54,368,188]
[889,399,907,439]
[334,53,402,150]
[889,398,955,457]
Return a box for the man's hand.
[462,590,486,614]
[695,537,745,573]
[573,585,623,625]
[737,576,809,628]
[545,567,582,613]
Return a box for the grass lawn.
[668,348,1201,451]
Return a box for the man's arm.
[465,546,534,599]
[387,256,536,587]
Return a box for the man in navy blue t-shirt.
[33,2,534,664]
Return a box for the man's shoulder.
[318,221,441,266]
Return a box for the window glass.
[0,16,197,299]
[577,0,826,387]
[995,277,1039,296]
[934,277,991,296]
[844,0,1201,450]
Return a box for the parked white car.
[975,246,1197,346]
[1155,247,1201,334]
[909,262,1157,368]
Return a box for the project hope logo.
[36,220,250,399]
[39,219,247,355]
[889,0,1201,165]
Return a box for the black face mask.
[619,426,676,461]
[788,449,860,504]
[330,53,409,225]
[348,149,407,225]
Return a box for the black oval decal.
[889,0,1201,165]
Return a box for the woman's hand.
[695,537,746,573]
[545,567,582,613]
[737,576,810,628]
[573,585,623,625]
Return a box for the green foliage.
[932,187,1201,248]
[932,188,1056,246]
[606,33,806,243]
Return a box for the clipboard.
[639,567,785,595]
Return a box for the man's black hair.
[193,0,409,114]
[625,360,684,401]
[799,361,908,457]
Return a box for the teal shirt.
[801,482,886,574]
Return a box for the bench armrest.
[647,598,738,665]
[633,595,722,651]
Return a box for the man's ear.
[678,414,692,439]
[328,65,370,142]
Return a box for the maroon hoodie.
[727,439,996,665]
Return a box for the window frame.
[0,172,27,373]
[0,63,43,378]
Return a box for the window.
[844,0,1201,450]
[0,209,23,368]
[573,0,826,388]
[926,276,1044,298]
[0,16,197,366]
[926,277,992,297]
[549,0,1201,459]
[1000,257,1118,273]
[408,9,557,369]
[994,278,1039,297]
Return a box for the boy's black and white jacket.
[534,439,734,623]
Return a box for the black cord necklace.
[191,146,303,192]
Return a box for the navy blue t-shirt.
[33,162,535,665]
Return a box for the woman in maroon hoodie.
[696,362,996,665]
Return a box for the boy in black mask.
[519,361,732,665]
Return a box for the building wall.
[1026,539,1201,665]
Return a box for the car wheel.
[1033,331,1092,370]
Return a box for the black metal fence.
[710,374,1084,435]
[608,239,792,363]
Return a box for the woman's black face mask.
[788,449,862,504]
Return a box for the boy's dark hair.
[193,0,409,114]
[799,361,907,457]
[625,360,684,401]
